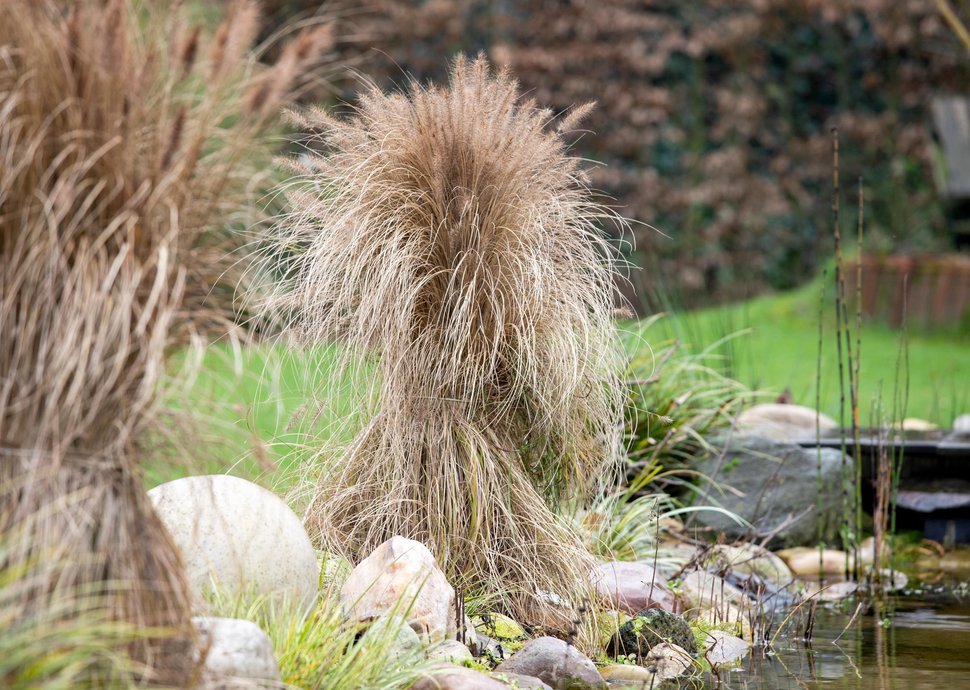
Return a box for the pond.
[709,577,970,689]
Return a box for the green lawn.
[150,344,362,488]
[153,273,969,487]
[632,274,970,428]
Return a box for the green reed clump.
[624,315,751,485]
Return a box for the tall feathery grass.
[266,55,627,639]
[1,0,332,684]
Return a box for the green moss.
[608,609,697,661]
[461,658,490,672]
[689,618,718,654]
[473,613,527,649]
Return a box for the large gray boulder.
[691,435,843,547]
[149,475,318,610]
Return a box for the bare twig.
[832,601,865,644]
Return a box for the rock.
[896,479,970,512]
[695,603,752,641]
[319,552,353,585]
[600,664,654,688]
[592,561,677,614]
[598,664,655,683]
[492,673,554,690]
[642,643,692,680]
[710,544,794,589]
[473,613,526,662]
[701,630,750,666]
[737,403,837,441]
[813,581,858,602]
[528,591,577,633]
[193,617,281,684]
[692,435,844,547]
[777,547,853,577]
[874,569,908,592]
[674,570,747,613]
[954,414,970,433]
[149,475,318,610]
[598,664,682,690]
[359,615,423,662]
[940,549,970,572]
[608,608,697,660]
[341,536,456,643]
[428,639,474,664]
[495,637,606,690]
[899,418,937,432]
[478,634,513,665]
[461,614,480,656]
[474,613,527,648]
[413,664,509,690]
[657,542,700,571]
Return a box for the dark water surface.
[706,583,970,689]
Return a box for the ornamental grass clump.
[1,0,332,683]
[271,56,626,632]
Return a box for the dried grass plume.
[270,55,627,637]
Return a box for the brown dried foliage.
[0,0,332,683]
[269,56,625,645]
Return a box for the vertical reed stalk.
[851,177,864,579]
[816,267,827,577]
[889,278,910,581]
[831,127,853,576]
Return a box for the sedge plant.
[266,55,627,642]
[624,315,751,485]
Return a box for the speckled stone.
[193,616,280,682]
[149,475,318,610]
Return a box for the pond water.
[708,579,970,689]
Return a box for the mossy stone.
[607,609,697,662]
[474,613,527,646]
